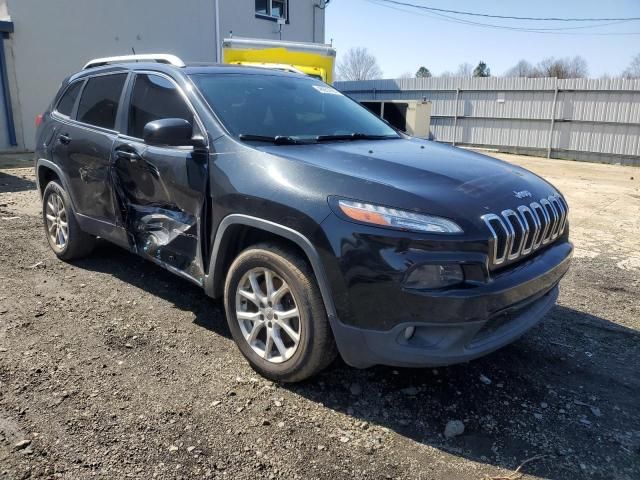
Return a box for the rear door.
[50,72,128,241]
[111,72,209,284]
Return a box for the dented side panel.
[111,141,208,284]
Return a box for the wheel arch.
[204,214,338,321]
[36,159,75,207]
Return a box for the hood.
[255,138,559,215]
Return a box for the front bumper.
[329,241,572,368]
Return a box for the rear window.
[56,81,83,117]
[77,74,127,129]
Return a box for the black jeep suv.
[34,55,572,382]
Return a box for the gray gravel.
[0,165,638,479]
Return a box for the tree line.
[336,48,640,81]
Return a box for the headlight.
[404,264,464,289]
[335,199,463,234]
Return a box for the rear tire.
[42,181,96,260]
[224,243,337,382]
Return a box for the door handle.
[116,150,141,162]
[59,133,71,145]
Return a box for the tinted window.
[128,74,193,139]
[56,81,83,117]
[271,0,286,18]
[255,0,268,15]
[255,0,286,19]
[190,74,398,139]
[77,74,126,129]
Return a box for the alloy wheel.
[235,267,301,363]
[45,192,68,249]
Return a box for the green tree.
[473,61,491,77]
[416,66,432,78]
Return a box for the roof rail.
[230,62,306,76]
[83,54,185,70]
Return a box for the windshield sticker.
[313,85,341,95]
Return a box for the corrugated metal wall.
[335,77,640,165]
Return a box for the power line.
[366,0,640,35]
[422,13,630,32]
[420,7,639,35]
[373,0,640,22]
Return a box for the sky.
[325,0,640,78]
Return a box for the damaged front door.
[112,73,208,284]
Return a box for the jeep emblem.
[513,190,532,199]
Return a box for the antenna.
[131,47,136,55]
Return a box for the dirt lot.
[0,153,638,480]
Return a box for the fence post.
[548,81,558,159]
[452,87,460,146]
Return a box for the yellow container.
[222,37,336,84]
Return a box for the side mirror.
[143,118,204,148]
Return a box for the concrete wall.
[219,0,325,45]
[2,0,325,151]
[336,76,640,166]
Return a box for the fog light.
[404,326,416,340]
[404,264,464,289]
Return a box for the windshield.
[190,73,399,141]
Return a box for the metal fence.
[335,77,640,166]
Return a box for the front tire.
[42,181,96,260]
[224,243,337,382]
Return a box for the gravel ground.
[0,155,638,479]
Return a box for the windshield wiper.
[238,133,398,145]
[238,134,311,145]
[315,133,398,142]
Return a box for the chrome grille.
[482,194,568,267]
